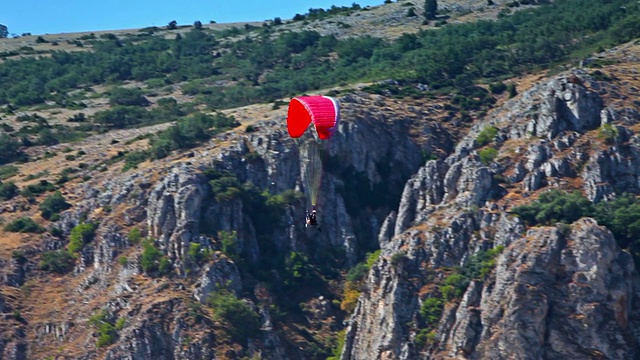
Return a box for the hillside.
[1,0,640,359]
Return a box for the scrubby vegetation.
[68,222,97,254]
[141,238,171,275]
[20,180,56,197]
[39,250,75,274]
[0,181,19,200]
[0,0,638,169]
[414,244,504,349]
[341,250,381,312]
[39,191,71,220]
[476,126,498,146]
[208,290,261,342]
[88,310,124,348]
[4,217,46,233]
[478,147,498,165]
[512,190,640,264]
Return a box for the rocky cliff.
[341,44,640,360]
[1,40,640,360]
[0,88,455,359]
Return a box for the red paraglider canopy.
[287,96,340,140]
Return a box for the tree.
[0,134,24,165]
[108,87,149,107]
[68,222,97,254]
[0,24,8,38]
[193,20,203,30]
[0,181,19,200]
[425,0,438,20]
[208,291,260,341]
[40,191,71,220]
[167,20,178,30]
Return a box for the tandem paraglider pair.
[286,95,340,230]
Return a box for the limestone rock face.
[342,70,640,360]
[193,253,242,304]
[465,218,640,360]
[147,165,208,271]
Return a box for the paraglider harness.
[305,207,319,228]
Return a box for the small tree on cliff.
[424,0,438,20]
[0,24,8,38]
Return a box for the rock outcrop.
[342,69,640,359]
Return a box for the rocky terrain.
[1,1,640,359]
[342,42,640,359]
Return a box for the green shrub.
[68,222,97,254]
[118,256,128,266]
[24,171,49,181]
[390,251,406,267]
[39,250,75,274]
[115,317,126,330]
[0,181,19,200]
[55,174,70,185]
[208,291,260,341]
[592,193,640,252]
[127,227,142,244]
[123,151,149,171]
[346,263,368,283]
[219,230,239,261]
[39,191,71,220]
[149,112,239,159]
[476,126,498,146]
[88,310,117,348]
[0,165,19,180]
[479,148,498,165]
[365,249,381,269]
[109,87,149,107]
[327,329,347,360]
[12,250,27,265]
[415,328,437,348]
[598,123,618,144]
[210,175,242,202]
[94,106,152,129]
[141,239,171,275]
[442,273,469,300]
[511,189,592,226]
[284,251,313,287]
[420,297,443,326]
[489,81,508,94]
[158,257,171,274]
[463,245,505,280]
[0,135,24,165]
[188,242,210,265]
[20,180,55,197]
[4,217,46,233]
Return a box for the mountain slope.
[0,1,640,359]
[342,42,640,359]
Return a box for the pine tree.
[425,0,438,20]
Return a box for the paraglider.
[305,207,318,228]
[286,95,340,229]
